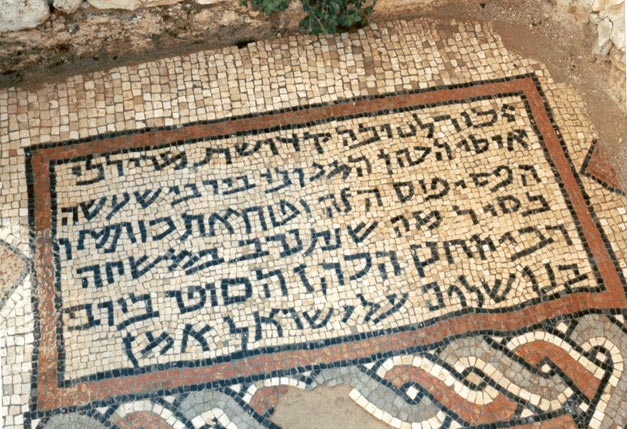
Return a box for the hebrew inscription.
[51,94,599,382]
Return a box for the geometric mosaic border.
[26,312,627,428]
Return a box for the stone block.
[595,16,614,54]
[610,10,625,48]
[0,0,49,32]
[53,0,84,14]
[607,2,625,22]
[87,0,183,10]
[592,0,607,11]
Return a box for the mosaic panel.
[26,74,626,412]
[2,18,627,429]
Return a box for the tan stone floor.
[1,18,627,429]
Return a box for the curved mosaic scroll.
[238,314,627,428]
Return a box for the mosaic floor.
[1,18,627,429]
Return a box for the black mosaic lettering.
[268,200,302,228]
[150,216,176,241]
[411,113,435,138]
[419,177,450,201]
[261,168,305,193]
[393,181,414,203]
[347,221,378,243]
[422,282,445,311]
[134,188,162,209]
[180,323,212,353]
[302,308,334,329]
[241,206,268,234]
[221,278,253,306]
[303,227,342,256]
[153,149,188,171]
[321,261,345,287]
[166,286,207,314]
[396,146,431,168]
[318,189,351,218]
[410,242,439,277]
[235,138,278,157]
[413,210,442,230]
[443,239,474,264]
[453,205,479,225]
[281,308,304,329]
[221,175,256,195]
[266,229,303,258]
[501,103,517,121]
[510,226,555,261]
[72,157,105,186]
[457,275,485,308]
[481,273,516,303]
[351,123,381,149]
[507,129,529,150]
[56,237,73,260]
[230,238,269,263]
[98,222,136,253]
[347,155,372,176]
[116,293,160,331]
[375,251,401,281]
[77,264,103,289]
[170,183,201,206]
[303,131,332,154]
[391,214,410,237]
[469,234,497,260]
[194,147,232,166]
[353,188,383,212]
[105,192,130,220]
[105,260,125,284]
[63,303,100,331]
[345,252,372,281]
[521,192,551,217]
[60,205,79,226]
[136,330,174,359]
[80,197,107,221]
[207,208,239,236]
[223,317,249,351]
[519,164,542,186]
[432,114,462,132]
[254,309,283,341]
[293,264,315,294]
[461,107,498,128]
[434,139,453,161]
[254,268,288,298]
[326,160,352,180]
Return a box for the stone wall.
[0,0,625,107]
[0,0,304,79]
[0,0,259,32]
[557,0,626,105]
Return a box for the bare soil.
[423,0,627,191]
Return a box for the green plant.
[241,0,376,34]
